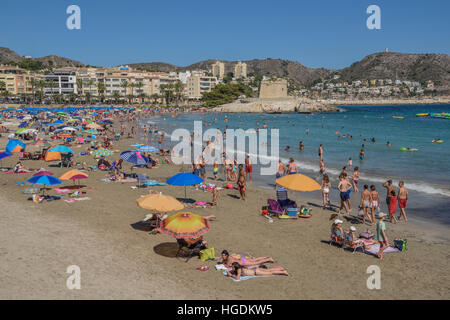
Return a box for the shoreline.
[1,108,449,299]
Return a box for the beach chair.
[175,239,205,262]
[267,199,286,217]
[329,235,345,250]
[136,174,148,188]
[344,239,365,254]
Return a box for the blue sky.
[0,0,449,68]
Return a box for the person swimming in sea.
[359,149,365,160]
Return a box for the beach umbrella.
[128,144,145,149]
[166,172,203,198]
[82,129,99,135]
[27,175,62,195]
[59,169,88,186]
[33,170,53,176]
[136,193,184,212]
[61,127,77,131]
[137,145,159,153]
[86,123,103,130]
[120,151,149,166]
[159,212,210,239]
[5,139,26,153]
[18,122,28,128]
[0,151,12,168]
[275,174,321,192]
[48,145,74,153]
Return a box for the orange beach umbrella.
[275,173,321,192]
[59,169,88,181]
[136,193,184,212]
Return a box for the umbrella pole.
[185,185,187,199]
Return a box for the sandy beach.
[0,113,449,300]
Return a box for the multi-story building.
[0,65,34,95]
[186,74,217,99]
[43,68,78,95]
[234,61,247,79]
[211,61,225,79]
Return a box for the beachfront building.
[186,73,217,99]
[212,61,225,79]
[0,65,34,95]
[43,68,77,95]
[234,61,247,79]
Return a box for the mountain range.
[1,47,449,92]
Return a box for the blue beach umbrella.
[27,175,62,195]
[6,139,26,153]
[166,172,204,198]
[48,145,74,153]
[0,151,12,167]
[120,151,149,166]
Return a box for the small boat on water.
[416,113,429,117]
[392,116,404,119]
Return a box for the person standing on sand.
[360,185,373,225]
[397,181,408,222]
[212,186,219,206]
[388,189,398,224]
[352,167,360,193]
[337,175,352,215]
[376,213,389,260]
[370,185,380,224]
[318,158,326,180]
[237,174,246,201]
[321,174,331,210]
[245,155,253,182]
[383,180,396,211]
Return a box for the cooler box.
[287,207,298,217]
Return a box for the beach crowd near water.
[0,104,449,299]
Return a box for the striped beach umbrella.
[120,151,148,165]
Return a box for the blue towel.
[222,271,273,282]
[144,180,166,186]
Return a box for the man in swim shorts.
[245,155,252,181]
[397,181,408,222]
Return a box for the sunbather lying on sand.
[226,262,288,280]
[220,250,274,267]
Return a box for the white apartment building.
[44,69,77,94]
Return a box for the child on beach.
[237,175,246,201]
[321,174,331,210]
[388,190,398,224]
[352,166,360,193]
[212,186,219,206]
[376,213,389,260]
[213,161,219,180]
[348,157,352,168]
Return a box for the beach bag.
[394,238,407,251]
[360,231,375,239]
[200,247,215,261]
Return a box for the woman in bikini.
[321,174,331,209]
[220,250,274,268]
[352,166,360,193]
[227,262,289,280]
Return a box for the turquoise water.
[143,104,450,225]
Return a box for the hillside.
[0,47,84,68]
[337,52,450,92]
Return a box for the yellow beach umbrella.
[159,212,210,239]
[86,123,103,130]
[276,173,321,192]
[136,193,184,212]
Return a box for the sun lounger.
[344,239,365,254]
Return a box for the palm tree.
[120,80,128,103]
[86,80,95,104]
[46,80,56,104]
[76,78,84,96]
[174,80,184,106]
[30,78,37,104]
[139,92,147,104]
[150,93,160,104]
[113,92,120,105]
[2,90,10,103]
[135,82,144,104]
[97,82,106,103]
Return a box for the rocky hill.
[0,47,84,68]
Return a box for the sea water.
[142,104,450,226]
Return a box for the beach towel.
[54,188,72,193]
[363,243,399,256]
[143,180,166,186]
[5,171,29,174]
[222,271,278,282]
